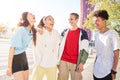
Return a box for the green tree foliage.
[83,0,120,35]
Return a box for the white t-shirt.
[93,30,120,78]
[33,28,61,68]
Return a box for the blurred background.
[0,0,120,80]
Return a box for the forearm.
[8,47,14,69]
[112,49,119,71]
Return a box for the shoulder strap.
[81,29,88,40]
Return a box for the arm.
[111,49,119,79]
[112,49,119,71]
[7,47,14,76]
[76,49,88,72]
[112,31,120,71]
[111,31,120,79]
[76,29,89,72]
[36,27,44,35]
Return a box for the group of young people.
[6,10,119,80]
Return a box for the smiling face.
[44,15,54,31]
[93,16,106,31]
[68,14,78,27]
[19,12,36,27]
[27,12,36,25]
[69,13,79,28]
[93,10,109,31]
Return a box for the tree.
[0,24,7,33]
[83,0,120,35]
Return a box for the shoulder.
[80,28,87,34]
[109,30,119,38]
[18,26,26,30]
[109,30,118,34]
[16,26,26,33]
[53,29,60,34]
[80,28,88,40]
[13,27,25,36]
[95,31,99,36]
[52,29,61,38]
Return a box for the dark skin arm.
[112,49,119,79]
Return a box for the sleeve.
[33,33,41,64]
[55,30,62,65]
[57,30,62,45]
[112,31,120,50]
[61,28,68,37]
[10,28,24,48]
[80,29,89,52]
[81,29,88,40]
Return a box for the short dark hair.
[70,13,79,19]
[93,10,109,20]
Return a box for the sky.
[0,0,80,33]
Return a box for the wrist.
[111,69,117,74]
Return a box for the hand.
[112,73,116,80]
[76,63,84,73]
[6,68,12,77]
[37,27,43,35]
[111,69,117,80]
[57,65,59,69]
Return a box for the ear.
[76,18,79,22]
[103,19,107,24]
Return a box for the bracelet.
[111,69,117,74]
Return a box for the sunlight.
[0,0,80,33]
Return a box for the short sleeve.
[111,30,120,50]
[10,28,24,48]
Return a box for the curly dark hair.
[93,10,109,20]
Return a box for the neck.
[70,25,78,30]
[99,26,109,33]
[27,25,32,32]
[45,27,52,32]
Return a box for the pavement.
[0,39,120,80]
[82,53,120,80]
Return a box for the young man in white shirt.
[93,10,120,80]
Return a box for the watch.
[111,69,117,74]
